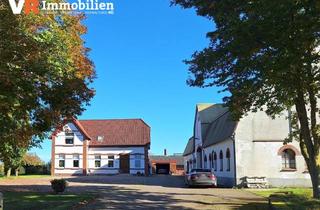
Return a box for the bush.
[25,165,50,175]
[50,179,68,194]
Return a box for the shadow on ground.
[0,175,269,210]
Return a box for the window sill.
[303,170,309,174]
[280,168,297,172]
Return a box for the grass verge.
[248,188,320,210]
[3,191,96,210]
[0,175,51,180]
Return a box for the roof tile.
[78,119,150,146]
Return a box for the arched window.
[226,148,231,171]
[204,155,207,169]
[187,160,190,173]
[193,158,196,168]
[213,152,217,171]
[196,147,202,168]
[219,150,223,171]
[282,149,296,169]
[209,154,212,169]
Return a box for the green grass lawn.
[3,192,96,210]
[248,188,320,210]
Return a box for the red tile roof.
[78,119,150,146]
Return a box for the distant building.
[51,118,150,176]
[150,150,184,175]
[183,104,311,187]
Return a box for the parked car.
[185,169,217,187]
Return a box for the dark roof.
[150,155,184,165]
[183,137,194,156]
[202,111,238,147]
[197,104,228,123]
[197,104,229,141]
[78,119,150,146]
[183,104,238,154]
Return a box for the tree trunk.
[309,162,320,198]
[295,92,319,198]
[6,168,11,177]
[15,168,19,177]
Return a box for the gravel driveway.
[0,175,268,209]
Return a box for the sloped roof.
[51,118,92,140]
[183,104,238,151]
[150,155,184,165]
[197,104,228,123]
[78,119,150,146]
[183,137,194,156]
[202,111,238,147]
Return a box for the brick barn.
[150,151,184,175]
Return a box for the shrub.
[50,179,67,194]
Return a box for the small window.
[65,132,74,144]
[108,155,114,168]
[58,154,65,168]
[226,148,231,171]
[95,155,101,168]
[135,160,141,168]
[282,149,296,169]
[97,136,104,142]
[219,150,223,171]
[73,154,79,168]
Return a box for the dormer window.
[65,132,74,144]
[97,136,104,142]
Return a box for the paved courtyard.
[0,175,268,209]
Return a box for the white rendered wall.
[54,123,84,175]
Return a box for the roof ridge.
[79,118,144,121]
[210,109,230,123]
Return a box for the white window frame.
[134,154,142,168]
[107,155,114,168]
[73,154,80,168]
[65,132,74,145]
[94,155,101,168]
[58,154,65,168]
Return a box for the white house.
[51,118,150,176]
[183,104,311,187]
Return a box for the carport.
[155,163,170,174]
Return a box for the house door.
[120,154,130,173]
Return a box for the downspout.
[231,134,237,187]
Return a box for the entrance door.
[120,154,130,173]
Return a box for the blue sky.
[31,0,225,162]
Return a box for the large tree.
[0,1,95,172]
[173,0,320,198]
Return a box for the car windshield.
[190,169,211,173]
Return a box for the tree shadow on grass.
[269,193,320,210]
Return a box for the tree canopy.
[0,1,95,144]
[173,0,320,198]
[0,1,95,175]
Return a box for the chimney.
[164,149,167,156]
